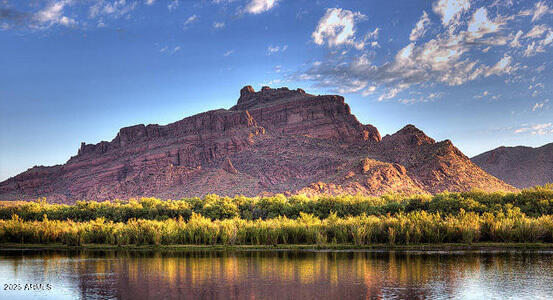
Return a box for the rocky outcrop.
[0,86,515,202]
[222,158,238,174]
[472,143,553,188]
[232,86,379,143]
[377,125,516,193]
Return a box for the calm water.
[0,249,552,299]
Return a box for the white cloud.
[145,0,156,5]
[223,50,234,56]
[183,14,198,29]
[525,24,550,39]
[428,92,442,100]
[366,28,379,39]
[89,0,138,19]
[432,0,470,26]
[529,82,545,90]
[34,1,65,23]
[335,80,367,94]
[474,90,489,98]
[244,0,280,15]
[168,0,179,11]
[378,88,401,101]
[267,45,287,55]
[410,11,431,41]
[312,8,368,49]
[531,1,553,22]
[510,30,524,47]
[524,41,545,57]
[514,123,553,135]
[296,1,553,102]
[541,31,553,46]
[467,7,501,39]
[486,54,517,77]
[362,86,377,96]
[213,21,225,29]
[59,16,76,26]
[532,102,544,111]
[159,45,181,55]
[33,0,76,28]
[302,2,532,92]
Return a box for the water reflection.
[0,249,552,299]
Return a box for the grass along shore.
[1,209,553,246]
[1,185,553,247]
[2,242,553,251]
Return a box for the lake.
[0,248,552,299]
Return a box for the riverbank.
[2,242,553,252]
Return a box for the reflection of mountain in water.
[1,250,553,299]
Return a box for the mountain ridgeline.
[0,86,516,203]
[472,143,553,188]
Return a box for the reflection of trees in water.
[2,250,553,299]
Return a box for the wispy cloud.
[432,0,470,26]
[297,0,549,101]
[312,8,370,50]
[244,0,280,15]
[409,11,431,41]
[213,21,225,29]
[160,45,181,55]
[532,99,549,111]
[267,45,287,55]
[530,1,553,22]
[168,0,179,11]
[473,90,489,98]
[223,50,234,56]
[514,122,553,135]
[183,14,198,30]
[89,0,138,19]
[2,0,79,30]
[33,0,76,28]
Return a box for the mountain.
[472,143,553,188]
[0,86,516,202]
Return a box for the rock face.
[0,86,516,202]
[472,143,553,188]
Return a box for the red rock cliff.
[0,86,514,202]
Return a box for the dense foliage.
[1,209,553,246]
[1,185,552,246]
[1,185,552,222]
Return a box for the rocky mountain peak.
[393,124,436,145]
[232,85,311,111]
[0,86,516,202]
[240,85,255,96]
[472,143,553,188]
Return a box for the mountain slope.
[378,125,515,194]
[0,86,515,202]
[472,143,553,188]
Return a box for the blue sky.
[0,0,552,181]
